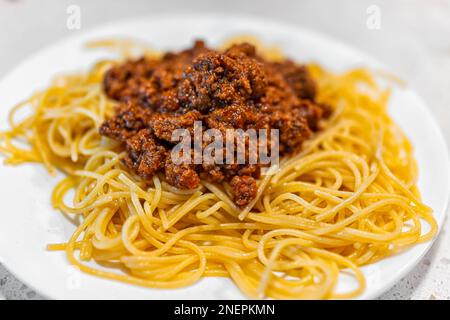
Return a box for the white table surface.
[0,0,449,300]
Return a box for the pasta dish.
[0,38,437,299]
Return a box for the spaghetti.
[0,41,437,299]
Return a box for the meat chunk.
[269,60,317,101]
[123,129,167,179]
[149,110,201,142]
[99,101,151,141]
[177,45,267,112]
[200,164,225,182]
[165,159,200,189]
[206,104,260,133]
[269,109,312,153]
[103,57,161,104]
[230,175,257,206]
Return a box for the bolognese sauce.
[99,40,329,206]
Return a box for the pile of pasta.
[0,43,436,299]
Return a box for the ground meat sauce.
[100,40,329,206]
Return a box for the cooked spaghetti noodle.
[0,41,437,299]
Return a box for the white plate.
[0,14,449,300]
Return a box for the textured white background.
[0,0,449,300]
